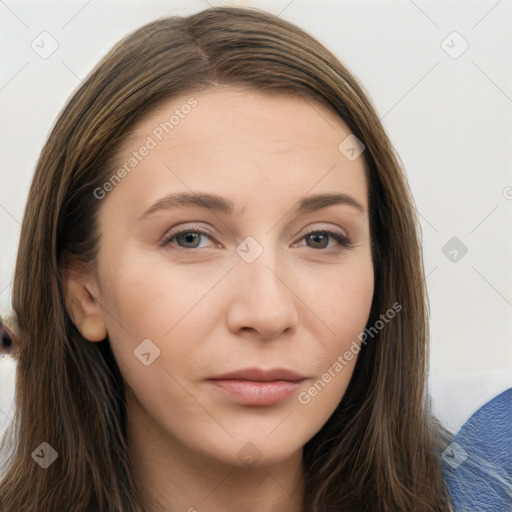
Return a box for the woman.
[0,7,453,511]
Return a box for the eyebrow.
[138,192,365,221]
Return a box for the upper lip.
[208,367,307,382]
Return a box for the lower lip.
[206,379,304,406]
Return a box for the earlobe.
[62,268,108,343]
[81,316,108,342]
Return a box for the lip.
[205,367,308,406]
[208,367,307,382]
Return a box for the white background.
[1,0,511,433]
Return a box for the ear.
[61,266,107,342]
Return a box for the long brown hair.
[0,7,453,511]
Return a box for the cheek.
[298,254,374,399]
[99,260,214,432]
[303,251,374,342]
[99,240,207,329]
[97,249,232,378]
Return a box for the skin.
[64,87,374,512]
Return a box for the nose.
[226,247,299,340]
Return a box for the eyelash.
[161,228,353,251]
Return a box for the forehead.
[110,87,368,213]
[127,87,355,153]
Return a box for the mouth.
[205,367,308,406]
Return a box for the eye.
[161,228,216,249]
[293,230,352,250]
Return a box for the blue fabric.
[443,388,512,511]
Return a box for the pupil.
[309,233,327,248]
[180,232,199,247]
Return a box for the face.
[89,87,374,468]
